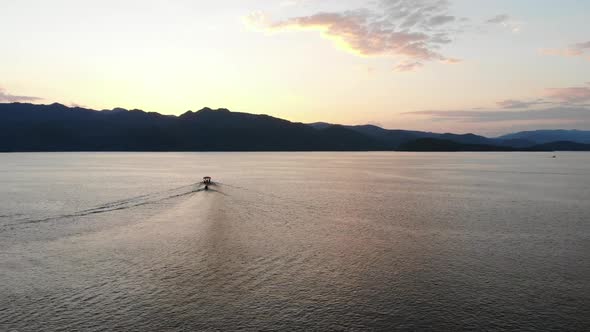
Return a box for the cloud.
[485,14,522,33]
[394,61,423,72]
[486,14,509,24]
[545,87,590,103]
[246,0,462,71]
[441,57,461,64]
[497,99,548,109]
[0,87,42,102]
[493,86,590,108]
[429,15,455,26]
[541,40,590,59]
[403,84,590,129]
[406,107,590,124]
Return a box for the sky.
[1,0,589,135]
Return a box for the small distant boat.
[203,176,212,190]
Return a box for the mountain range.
[1,102,589,152]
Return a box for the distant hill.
[398,138,517,152]
[311,122,536,148]
[497,130,590,144]
[398,138,590,152]
[346,125,436,148]
[1,103,589,152]
[0,103,382,152]
[529,141,590,151]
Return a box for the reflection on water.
[1,152,589,331]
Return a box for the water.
[1,152,589,331]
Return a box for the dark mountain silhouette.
[0,103,383,152]
[398,138,590,152]
[529,141,590,151]
[345,125,437,148]
[311,122,537,148]
[497,130,590,144]
[496,138,537,148]
[398,138,517,152]
[1,103,589,152]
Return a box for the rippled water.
[1,152,589,331]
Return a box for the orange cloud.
[246,0,462,71]
[394,61,423,72]
[441,58,462,64]
[404,84,590,130]
[545,87,590,103]
[541,41,590,58]
[497,99,546,109]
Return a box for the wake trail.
[2,182,209,229]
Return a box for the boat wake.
[2,182,212,229]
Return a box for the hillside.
[497,130,590,144]
[311,123,537,148]
[398,138,517,152]
[0,103,382,152]
[1,103,589,152]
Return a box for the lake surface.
[1,152,589,331]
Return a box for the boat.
[203,176,212,190]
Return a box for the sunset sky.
[1,0,589,135]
